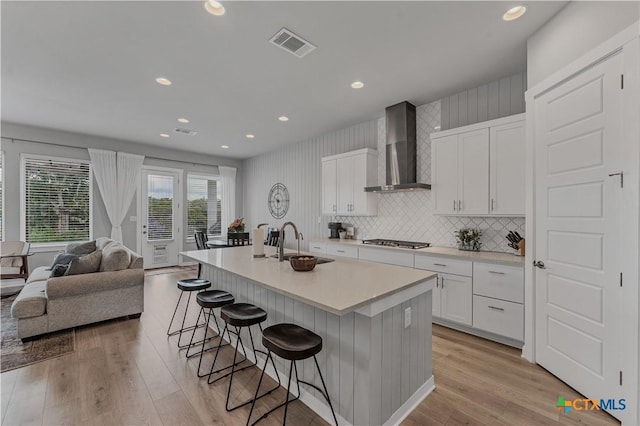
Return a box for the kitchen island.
[181,246,437,426]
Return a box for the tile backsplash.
[337,100,525,253]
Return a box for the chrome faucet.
[278,222,302,261]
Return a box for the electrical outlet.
[129,216,137,222]
[404,307,411,328]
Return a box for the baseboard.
[383,376,435,426]
[433,318,523,349]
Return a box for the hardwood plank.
[2,361,49,426]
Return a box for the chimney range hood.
[365,101,431,193]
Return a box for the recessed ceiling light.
[245,134,255,139]
[177,117,189,123]
[503,6,526,21]
[160,133,170,138]
[155,77,172,86]
[221,145,229,149]
[351,81,364,89]
[278,116,289,122]
[204,0,225,16]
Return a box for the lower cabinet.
[473,295,524,341]
[438,273,473,326]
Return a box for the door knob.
[533,260,545,269]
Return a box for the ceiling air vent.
[269,28,316,58]
[174,127,198,136]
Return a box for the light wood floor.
[1,268,620,426]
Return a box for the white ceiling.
[2,1,566,159]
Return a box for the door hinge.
[619,371,623,386]
[621,74,624,89]
[620,272,623,287]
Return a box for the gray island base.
[181,246,436,425]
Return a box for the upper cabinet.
[321,148,378,216]
[431,114,525,216]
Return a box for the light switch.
[404,307,411,328]
[130,216,137,222]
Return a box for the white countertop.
[181,246,436,316]
[313,238,525,266]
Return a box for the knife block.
[516,239,525,256]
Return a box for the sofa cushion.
[11,281,47,319]
[66,250,102,275]
[65,240,97,255]
[100,244,131,272]
[129,254,144,269]
[95,237,113,251]
[27,266,53,284]
[50,252,79,269]
[49,264,69,278]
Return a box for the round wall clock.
[268,183,290,219]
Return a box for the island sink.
[269,253,335,264]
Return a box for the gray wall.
[1,122,242,268]
[440,72,526,131]
[527,1,639,87]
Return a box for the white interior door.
[140,169,181,269]
[534,52,625,419]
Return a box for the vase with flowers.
[228,218,245,233]
[454,227,482,251]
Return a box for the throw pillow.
[65,250,102,276]
[100,244,131,272]
[65,240,97,255]
[49,264,69,278]
[50,252,79,269]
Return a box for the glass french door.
[140,169,181,269]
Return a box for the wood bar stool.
[167,278,211,348]
[208,303,281,412]
[247,323,338,426]
[185,289,235,372]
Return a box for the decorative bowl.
[289,255,317,272]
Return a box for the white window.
[21,155,92,244]
[187,174,222,240]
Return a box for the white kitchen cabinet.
[309,242,327,254]
[432,129,489,215]
[325,243,358,259]
[489,120,525,215]
[358,246,414,267]
[439,273,473,326]
[431,114,525,217]
[321,149,377,216]
[415,254,473,327]
[321,161,337,215]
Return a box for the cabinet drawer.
[358,247,414,268]
[473,262,524,303]
[326,244,358,259]
[473,295,523,341]
[309,242,327,254]
[414,255,472,277]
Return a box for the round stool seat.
[196,290,234,308]
[262,323,322,361]
[221,303,267,327]
[177,278,211,292]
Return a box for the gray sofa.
[10,237,144,340]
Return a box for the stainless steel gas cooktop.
[361,239,431,250]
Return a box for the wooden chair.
[0,241,31,281]
[195,231,209,250]
[266,230,280,247]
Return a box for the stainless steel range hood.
[365,101,431,193]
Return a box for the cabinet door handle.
[488,305,505,312]
[453,200,456,211]
[435,277,438,288]
[441,276,444,288]
[458,200,462,211]
[337,250,345,253]
[433,263,447,267]
[488,270,505,275]
[491,198,494,211]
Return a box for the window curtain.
[88,149,144,243]
[219,166,236,241]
